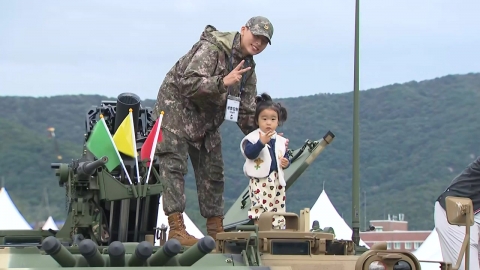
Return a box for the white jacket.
[239,128,287,186]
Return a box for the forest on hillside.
[0,72,479,232]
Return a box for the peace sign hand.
[223,60,251,87]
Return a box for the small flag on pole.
[112,109,142,185]
[113,110,136,157]
[86,116,121,172]
[141,113,164,167]
[86,114,138,197]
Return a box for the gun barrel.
[108,241,126,267]
[50,163,61,169]
[42,236,77,267]
[113,93,141,133]
[128,241,153,266]
[78,239,105,267]
[178,236,216,266]
[148,239,182,266]
[77,156,108,177]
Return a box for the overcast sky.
[1,0,479,100]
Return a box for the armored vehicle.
[0,92,472,270]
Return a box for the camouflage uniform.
[153,16,274,246]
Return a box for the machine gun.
[50,92,164,245]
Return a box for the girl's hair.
[254,92,288,127]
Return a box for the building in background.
[359,213,430,252]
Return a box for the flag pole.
[143,111,164,195]
[128,108,141,186]
[100,115,138,198]
[129,109,142,241]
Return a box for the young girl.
[239,93,290,229]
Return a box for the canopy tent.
[42,216,59,230]
[0,187,32,230]
[310,189,369,248]
[413,228,445,270]
[154,196,204,246]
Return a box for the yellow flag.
[113,112,136,157]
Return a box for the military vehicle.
[0,92,472,270]
[0,0,472,269]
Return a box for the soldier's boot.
[167,212,199,246]
[206,216,224,240]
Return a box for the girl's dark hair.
[254,92,288,127]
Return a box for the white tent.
[310,189,369,248]
[0,187,32,230]
[42,216,59,230]
[413,228,444,270]
[154,196,204,246]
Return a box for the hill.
[1,72,480,232]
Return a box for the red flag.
[141,119,163,167]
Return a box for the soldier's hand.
[223,60,251,87]
[259,130,274,145]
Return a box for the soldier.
[435,156,480,270]
[310,221,321,232]
[153,16,286,246]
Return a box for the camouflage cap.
[245,16,274,45]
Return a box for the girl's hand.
[259,131,274,145]
[280,157,289,168]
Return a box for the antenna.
[363,190,367,231]
[44,187,51,216]
[323,181,325,191]
[1,176,4,188]
[351,0,361,247]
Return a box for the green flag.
[86,117,122,171]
